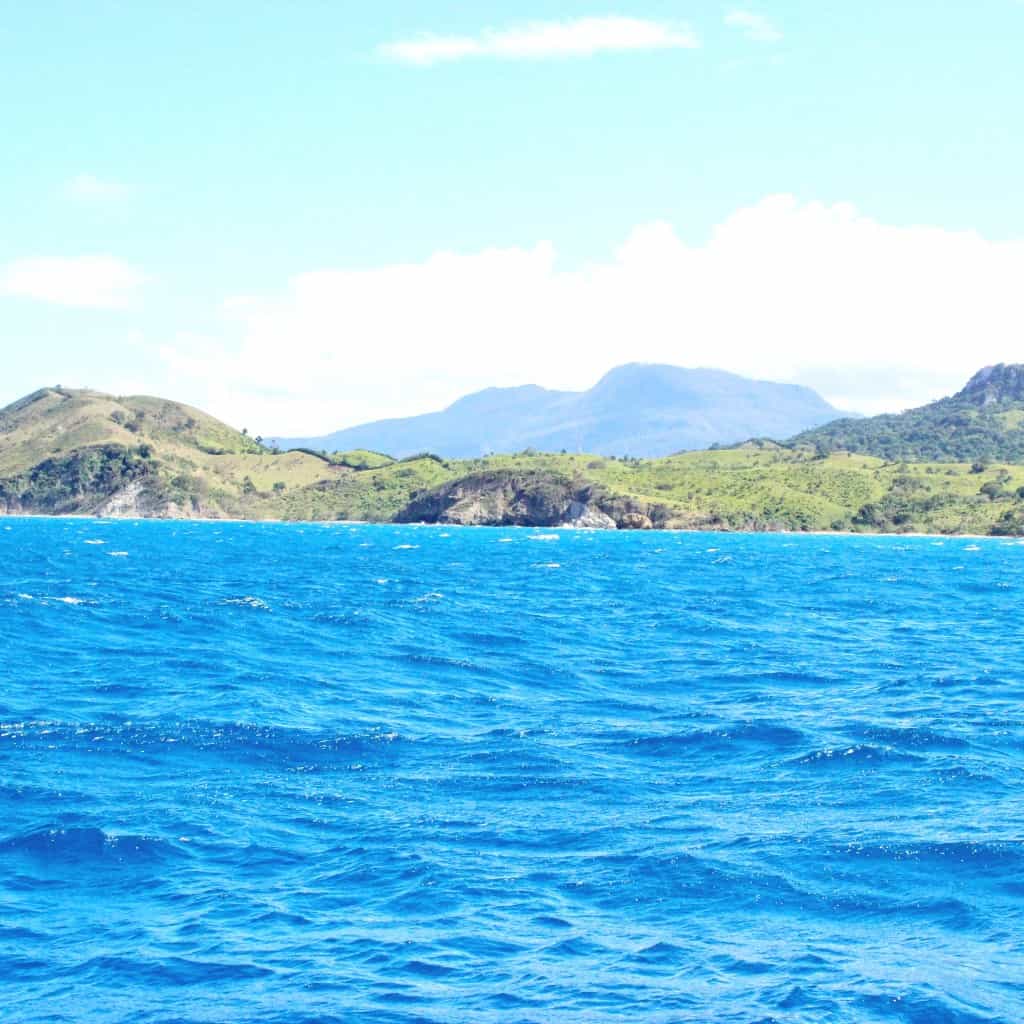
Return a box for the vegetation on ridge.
[792,364,1024,462]
[5,380,1024,535]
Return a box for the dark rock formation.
[618,512,654,530]
[396,470,618,528]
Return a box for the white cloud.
[379,16,699,65]
[1,256,149,309]
[725,11,783,43]
[160,196,1024,435]
[62,174,130,201]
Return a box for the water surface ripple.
[1,519,1022,1022]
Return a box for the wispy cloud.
[725,11,782,43]
[62,174,131,202]
[379,16,699,66]
[1,256,149,309]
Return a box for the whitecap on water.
[535,562,561,569]
[221,596,271,610]
[394,544,418,550]
[84,539,105,546]
[964,545,981,552]
[414,592,444,602]
[529,534,559,542]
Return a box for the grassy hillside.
[0,388,344,517]
[4,386,1024,534]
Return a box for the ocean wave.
[833,839,1024,870]
[788,743,925,766]
[853,990,1003,1024]
[0,720,410,767]
[0,826,185,865]
[849,724,970,750]
[65,954,274,985]
[220,595,271,610]
[620,721,806,755]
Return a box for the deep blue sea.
[1,518,1022,1023]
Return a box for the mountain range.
[269,363,849,459]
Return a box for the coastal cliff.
[395,470,616,528]
[392,469,698,529]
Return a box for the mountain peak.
[593,363,727,388]
[956,364,1024,405]
[272,363,845,458]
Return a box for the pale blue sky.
[3,1,1023,432]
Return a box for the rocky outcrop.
[598,494,672,530]
[561,500,617,529]
[92,479,166,518]
[618,512,653,530]
[396,470,619,528]
[957,364,1024,406]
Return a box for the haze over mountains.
[270,363,849,459]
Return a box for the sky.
[2,1,1023,434]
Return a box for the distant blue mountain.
[270,363,851,459]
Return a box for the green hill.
[790,364,1024,462]
[0,387,356,517]
[4,383,1024,535]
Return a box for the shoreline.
[0,511,1009,542]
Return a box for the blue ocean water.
[0,518,1022,1024]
